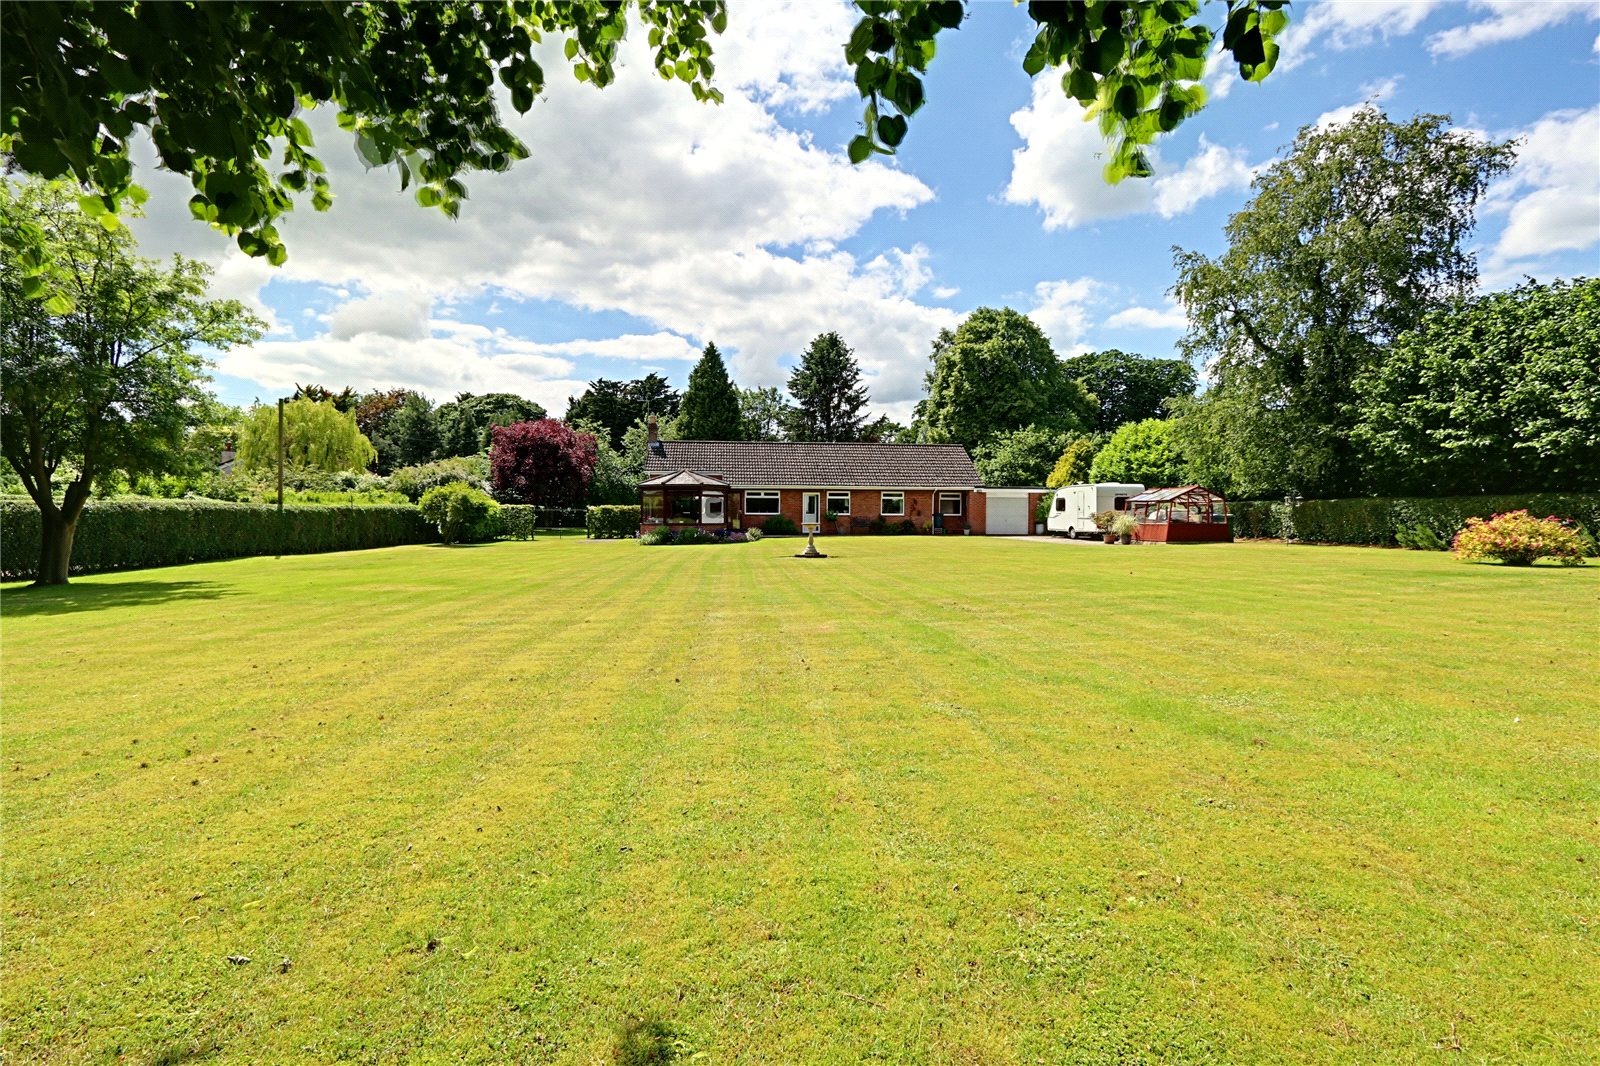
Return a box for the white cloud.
[716,0,857,112]
[1028,277,1105,355]
[1481,105,1600,275]
[128,18,959,409]
[1313,75,1403,131]
[1004,81,1262,229]
[1104,302,1187,331]
[1427,1,1599,57]
[1277,1,1440,72]
[327,293,431,341]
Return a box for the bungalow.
[638,418,1047,536]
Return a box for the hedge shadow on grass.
[1,580,235,617]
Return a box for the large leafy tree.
[375,392,442,471]
[235,398,376,473]
[1063,349,1197,433]
[566,374,678,450]
[1352,278,1600,496]
[973,425,1071,487]
[0,179,263,585]
[676,342,744,441]
[489,418,597,508]
[922,308,1094,451]
[1087,418,1186,487]
[1172,107,1516,497]
[787,332,870,442]
[737,386,791,442]
[1046,435,1104,488]
[435,391,545,457]
[2,2,1289,277]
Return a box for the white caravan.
[1046,483,1145,538]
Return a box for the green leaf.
[876,114,908,147]
[847,135,873,165]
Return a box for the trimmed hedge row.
[1229,493,1600,546]
[1,497,433,581]
[587,505,640,539]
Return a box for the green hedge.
[1,497,433,581]
[1229,493,1600,546]
[586,504,640,539]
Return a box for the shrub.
[1452,510,1587,566]
[895,519,918,535]
[746,527,764,541]
[418,482,499,544]
[500,505,538,541]
[1394,523,1446,551]
[1091,510,1117,531]
[587,504,641,539]
[0,498,431,581]
[1111,513,1138,537]
[388,454,489,502]
[761,514,800,536]
[1230,493,1600,546]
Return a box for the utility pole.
[277,398,286,558]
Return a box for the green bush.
[1394,523,1446,551]
[760,514,800,536]
[418,483,499,544]
[0,497,431,581]
[500,505,537,541]
[1228,493,1600,547]
[1453,510,1588,566]
[389,455,489,502]
[587,505,641,539]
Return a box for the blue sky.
[129,0,1600,422]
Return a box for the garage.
[983,491,1030,535]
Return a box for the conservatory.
[639,469,731,530]
[1126,486,1232,543]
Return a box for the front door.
[802,492,821,529]
[702,493,725,524]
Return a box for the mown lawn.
[3,537,1597,1064]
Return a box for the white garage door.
[986,496,1029,535]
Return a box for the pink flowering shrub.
[1452,510,1588,566]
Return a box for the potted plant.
[825,509,843,535]
[1093,510,1117,543]
[1112,513,1138,544]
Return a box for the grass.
[3,537,1597,1064]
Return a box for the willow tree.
[235,398,377,474]
[0,179,263,585]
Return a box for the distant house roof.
[643,440,981,488]
[640,469,731,489]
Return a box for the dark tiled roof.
[644,440,980,488]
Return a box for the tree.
[787,332,870,442]
[375,392,441,470]
[861,415,908,443]
[434,392,545,457]
[1173,108,1516,496]
[1088,419,1186,487]
[1063,349,1197,433]
[973,426,1070,487]
[567,375,678,450]
[922,308,1095,451]
[1351,278,1600,495]
[676,343,744,440]
[236,398,376,473]
[489,419,598,508]
[0,179,262,585]
[293,382,355,411]
[353,388,412,444]
[3,2,1291,278]
[1046,435,1103,488]
[738,386,791,442]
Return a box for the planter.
[1119,533,1133,544]
[1103,532,1117,544]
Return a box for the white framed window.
[745,490,780,515]
[880,492,905,517]
[826,491,851,515]
[937,492,963,515]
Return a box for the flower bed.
[641,527,762,546]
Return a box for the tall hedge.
[0,498,433,581]
[587,504,641,539]
[1228,493,1600,546]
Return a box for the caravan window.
[1113,495,1129,511]
[1054,497,1065,512]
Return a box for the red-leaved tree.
[489,419,597,507]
